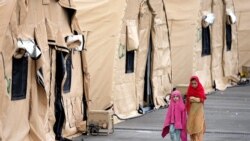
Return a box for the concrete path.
[74,85,250,141]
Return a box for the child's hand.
[190,96,201,103]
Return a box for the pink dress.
[162,90,187,141]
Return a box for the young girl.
[162,90,187,141]
[186,76,207,141]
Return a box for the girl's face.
[173,95,179,102]
[191,80,198,88]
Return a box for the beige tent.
[77,0,171,119]
[111,0,170,117]
[222,0,239,84]
[0,1,38,140]
[112,0,172,117]
[75,0,126,115]
[0,0,17,139]
[135,0,153,111]
[0,0,87,140]
[112,0,141,118]
[75,0,246,120]
[210,0,238,90]
[164,0,198,89]
[1,0,250,140]
[165,0,239,92]
[210,0,228,90]
[163,0,215,93]
[149,0,172,108]
[234,0,250,70]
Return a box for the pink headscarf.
[162,90,187,141]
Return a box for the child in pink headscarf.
[162,90,187,141]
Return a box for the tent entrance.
[139,35,154,114]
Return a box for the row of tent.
[74,0,250,132]
[0,0,250,140]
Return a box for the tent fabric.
[0,0,86,140]
[126,20,140,51]
[113,0,172,115]
[61,51,85,137]
[162,0,200,21]
[233,0,250,70]
[135,0,152,108]
[75,0,126,113]
[222,0,239,84]
[71,0,248,129]
[233,0,250,12]
[23,0,84,139]
[163,0,198,87]
[149,0,171,108]
[1,0,250,139]
[0,26,32,141]
[112,0,140,117]
[0,0,16,53]
[41,1,86,139]
[0,1,37,140]
[164,0,215,93]
[195,0,213,93]
[211,0,228,90]
[167,20,195,87]
[209,0,239,90]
